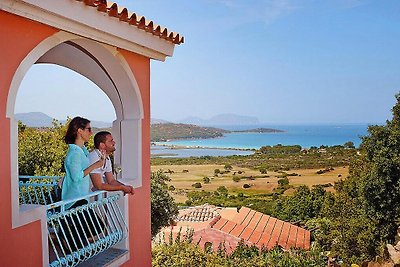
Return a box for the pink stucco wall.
[0,10,152,267]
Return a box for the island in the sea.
[231,128,285,133]
[151,123,284,142]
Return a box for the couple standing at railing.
[59,116,134,251]
[62,116,134,210]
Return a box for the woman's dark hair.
[64,116,90,144]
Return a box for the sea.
[151,124,374,158]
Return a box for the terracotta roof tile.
[176,204,220,222]
[73,0,184,44]
[247,212,263,229]
[241,210,256,227]
[295,228,306,248]
[161,206,311,253]
[221,220,237,233]
[277,222,291,248]
[240,227,255,241]
[258,217,277,244]
[257,234,271,247]
[248,229,263,244]
[232,207,251,225]
[214,218,228,230]
[304,231,311,250]
[286,224,298,249]
[266,220,283,249]
[255,215,270,233]
[229,223,246,237]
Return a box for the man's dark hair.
[94,131,112,148]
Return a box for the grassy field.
[151,164,349,203]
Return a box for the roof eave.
[1,0,176,61]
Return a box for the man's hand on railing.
[122,185,134,195]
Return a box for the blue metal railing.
[19,176,62,206]
[19,176,128,267]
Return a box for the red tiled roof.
[176,205,220,222]
[73,0,184,45]
[156,205,311,253]
[212,207,311,251]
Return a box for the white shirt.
[88,149,112,191]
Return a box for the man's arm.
[93,171,134,195]
[90,172,127,192]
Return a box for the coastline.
[152,142,256,151]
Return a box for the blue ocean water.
[151,145,253,158]
[155,124,372,150]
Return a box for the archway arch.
[7,32,144,262]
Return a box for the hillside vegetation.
[150,123,284,141]
[151,123,227,141]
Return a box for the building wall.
[118,49,152,267]
[0,11,58,267]
[0,11,152,267]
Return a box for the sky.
[15,0,400,124]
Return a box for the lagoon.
[153,124,372,156]
[151,145,253,158]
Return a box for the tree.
[216,186,228,197]
[224,164,232,171]
[320,93,400,264]
[203,177,210,184]
[351,94,400,244]
[192,182,202,188]
[232,176,241,182]
[259,167,267,174]
[343,141,355,149]
[18,120,68,176]
[151,170,178,237]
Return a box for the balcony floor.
[79,248,128,267]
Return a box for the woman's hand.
[93,158,106,169]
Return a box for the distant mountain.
[15,112,112,128]
[15,112,53,127]
[151,118,171,124]
[179,113,260,126]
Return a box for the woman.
[62,116,105,209]
[60,117,105,250]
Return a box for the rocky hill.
[151,123,228,142]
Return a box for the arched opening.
[7,31,144,265]
[16,64,117,125]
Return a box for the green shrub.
[232,176,241,182]
[259,168,267,174]
[203,177,210,184]
[192,182,202,188]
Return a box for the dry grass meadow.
[151,164,349,202]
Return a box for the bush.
[152,235,326,267]
[224,164,233,171]
[232,176,241,183]
[192,182,202,188]
[203,177,210,184]
[151,170,179,237]
[217,186,228,196]
[277,177,289,187]
[259,168,267,174]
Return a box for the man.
[88,131,134,195]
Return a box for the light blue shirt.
[62,144,90,209]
